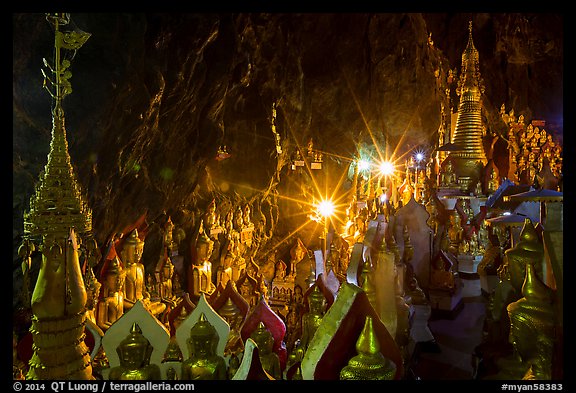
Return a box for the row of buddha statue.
[501,106,563,187]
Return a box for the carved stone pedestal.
[458,254,482,298]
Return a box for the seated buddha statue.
[440,159,457,187]
[446,210,464,256]
[300,285,326,351]
[218,298,245,356]
[108,322,162,380]
[181,313,227,380]
[121,229,166,316]
[250,321,282,380]
[97,256,125,331]
[339,316,396,380]
[157,256,178,308]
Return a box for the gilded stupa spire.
[23,13,92,240]
[447,20,487,190]
[24,14,94,380]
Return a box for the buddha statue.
[477,231,503,277]
[300,285,326,351]
[250,321,282,380]
[108,323,162,380]
[97,256,125,331]
[493,262,555,380]
[121,229,166,316]
[425,197,439,236]
[219,298,245,356]
[121,229,146,310]
[487,166,500,194]
[157,256,177,308]
[446,210,464,255]
[83,261,102,325]
[203,199,218,235]
[339,316,396,380]
[430,251,457,292]
[243,203,254,229]
[440,159,457,187]
[181,313,227,380]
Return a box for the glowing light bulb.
[317,200,335,218]
[379,161,394,176]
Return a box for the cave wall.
[12,13,563,308]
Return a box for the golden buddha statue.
[440,159,457,187]
[121,229,166,316]
[97,256,125,331]
[487,166,500,194]
[163,337,183,363]
[202,199,218,235]
[300,285,326,351]
[181,313,227,380]
[493,262,555,380]
[430,251,457,292]
[477,231,503,277]
[250,321,282,380]
[108,322,162,380]
[446,210,464,255]
[425,197,440,236]
[339,316,396,380]
[121,229,146,309]
[219,298,245,356]
[83,260,102,325]
[157,256,177,308]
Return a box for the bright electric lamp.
[379,161,394,176]
[415,152,424,162]
[317,200,335,218]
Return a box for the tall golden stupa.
[446,21,488,191]
[22,13,94,380]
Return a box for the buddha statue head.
[219,297,241,328]
[122,229,144,266]
[116,323,153,370]
[103,256,124,293]
[339,316,396,380]
[250,321,275,355]
[162,257,175,281]
[308,285,326,315]
[195,228,214,263]
[188,313,218,359]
